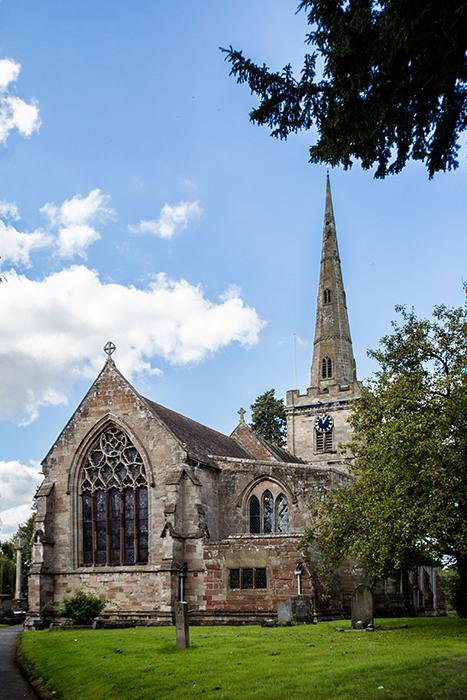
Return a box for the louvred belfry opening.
[81,426,148,566]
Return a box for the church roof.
[143,397,252,467]
[255,433,305,463]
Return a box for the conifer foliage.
[250,389,286,448]
[223,0,467,178]
[304,301,467,615]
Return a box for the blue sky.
[1,0,467,537]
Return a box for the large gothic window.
[249,489,288,534]
[81,426,148,566]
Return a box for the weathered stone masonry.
[27,177,445,626]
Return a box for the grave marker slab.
[175,601,190,648]
[351,584,373,629]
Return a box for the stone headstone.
[291,595,314,623]
[351,584,373,629]
[175,601,190,648]
[277,595,313,625]
[277,600,293,625]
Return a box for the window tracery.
[323,288,331,304]
[248,488,289,534]
[81,426,148,566]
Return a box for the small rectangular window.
[230,569,240,589]
[229,567,267,590]
[256,568,267,589]
[242,568,254,589]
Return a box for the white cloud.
[0,459,42,538]
[129,200,201,239]
[0,266,266,423]
[0,200,20,221]
[0,58,20,91]
[0,190,113,267]
[0,58,40,143]
[0,504,36,540]
[0,220,51,267]
[41,189,114,258]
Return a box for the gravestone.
[351,584,373,629]
[175,601,190,648]
[277,599,293,625]
[277,595,313,625]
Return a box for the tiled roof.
[255,434,305,463]
[143,398,252,467]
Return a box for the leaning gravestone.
[175,601,190,648]
[351,584,373,629]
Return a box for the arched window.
[323,288,331,304]
[248,489,289,534]
[249,495,260,534]
[276,493,289,533]
[321,356,333,379]
[263,490,273,533]
[81,426,148,566]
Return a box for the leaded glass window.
[249,495,260,534]
[228,568,267,590]
[80,426,148,566]
[230,569,240,589]
[249,489,290,534]
[255,568,267,589]
[242,569,254,589]
[276,494,289,533]
[263,490,273,533]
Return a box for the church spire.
[309,175,357,392]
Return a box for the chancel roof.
[143,397,252,467]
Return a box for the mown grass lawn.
[18,617,467,700]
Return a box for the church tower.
[286,175,361,464]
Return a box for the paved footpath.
[0,626,38,700]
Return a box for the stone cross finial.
[104,341,116,359]
[238,407,246,423]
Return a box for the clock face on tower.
[314,414,334,433]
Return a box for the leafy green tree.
[250,389,286,447]
[0,541,16,595]
[304,302,467,615]
[223,0,467,178]
[17,511,35,596]
[438,566,461,611]
[0,510,35,597]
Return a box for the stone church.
[27,177,444,626]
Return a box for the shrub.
[59,586,108,625]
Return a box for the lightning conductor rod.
[294,333,297,389]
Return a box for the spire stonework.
[285,176,361,464]
[309,175,357,392]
